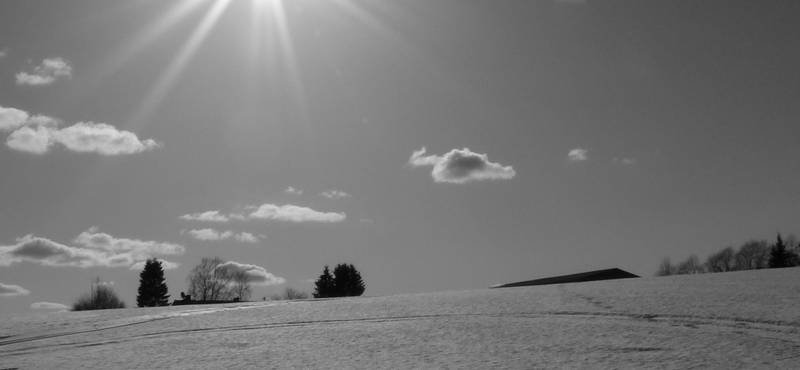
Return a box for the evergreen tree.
[333,263,365,297]
[312,263,365,298]
[312,265,336,298]
[137,258,170,307]
[768,234,792,269]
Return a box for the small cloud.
[234,232,259,243]
[409,147,516,184]
[0,282,30,296]
[31,302,70,310]
[284,186,303,195]
[249,204,346,223]
[568,148,588,161]
[16,57,73,86]
[0,47,8,58]
[179,211,230,222]
[6,125,54,154]
[319,190,351,199]
[614,158,636,165]
[218,261,285,286]
[187,228,233,241]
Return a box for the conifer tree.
[312,265,336,298]
[137,258,170,307]
[333,263,365,297]
[768,234,792,269]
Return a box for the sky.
[1,0,799,315]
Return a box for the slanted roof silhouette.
[493,268,639,288]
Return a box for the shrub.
[73,281,126,311]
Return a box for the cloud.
[16,57,73,86]
[0,229,184,269]
[0,48,8,58]
[179,211,230,222]
[0,282,30,296]
[187,228,233,241]
[218,261,285,286]
[234,232,259,243]
[568,148,588,161]
[284,186,303,195]
[614,158,636,165]
[249,204,346,223]
[31,302,70,310]
[2,105,160,155]
[0,105,59,132]
[130,259,179,271]
[51,122,160,155]
[409,147,516,184]
[319,190,351,199]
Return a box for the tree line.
[71,257,365,310]
[656,233,800,276]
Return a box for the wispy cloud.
[184,228,259,243]
[409,147,516,184]
[30,302,69,310]
[0,282,30,296]
[0,229,184,269]
[568,148,588,161]
[249,204,346,222]
[16,57,73,86]
[179,211,230,222]
[0,48,8,58]
[319,190,351,199]
[614,158,636,165]
[218,261,285,286]
[234,232,259,243]
[130,259,179,271]
[284,186,303,195]
[2,105,160,155]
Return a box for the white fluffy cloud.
[0,229,184,269]
[2,105,160,155]
[218,261,285,286]
[130,259,179,271]
[249,204,346,222]
[0,282,30,296]
[179,211,230,222]
[16,57,73,86]
[0,105,58,132]
[319,190,351,199]
[568,148,588,161]
[409,147,516,184]
[31,302,70,310]
[52,122,160,155]
[284,186,303,195]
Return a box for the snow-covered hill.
[2,268,798,369]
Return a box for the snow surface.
[1,268,799,369]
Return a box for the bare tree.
[676,254,706,274]
[231,271,252,301]
[735,240,769,270]
[266,287,309,301]
[705,246,736,273]
[655,257,676,276]
[187,257,234,301]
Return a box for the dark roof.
[493,268,639,288]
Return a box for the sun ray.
[129,0,233,130]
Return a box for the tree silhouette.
[136,258,170,307]
[312,265,336,298]
[333,263,365,297]
[768,234,793,268]
[187,257,234,301]
[313,263,365,298]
